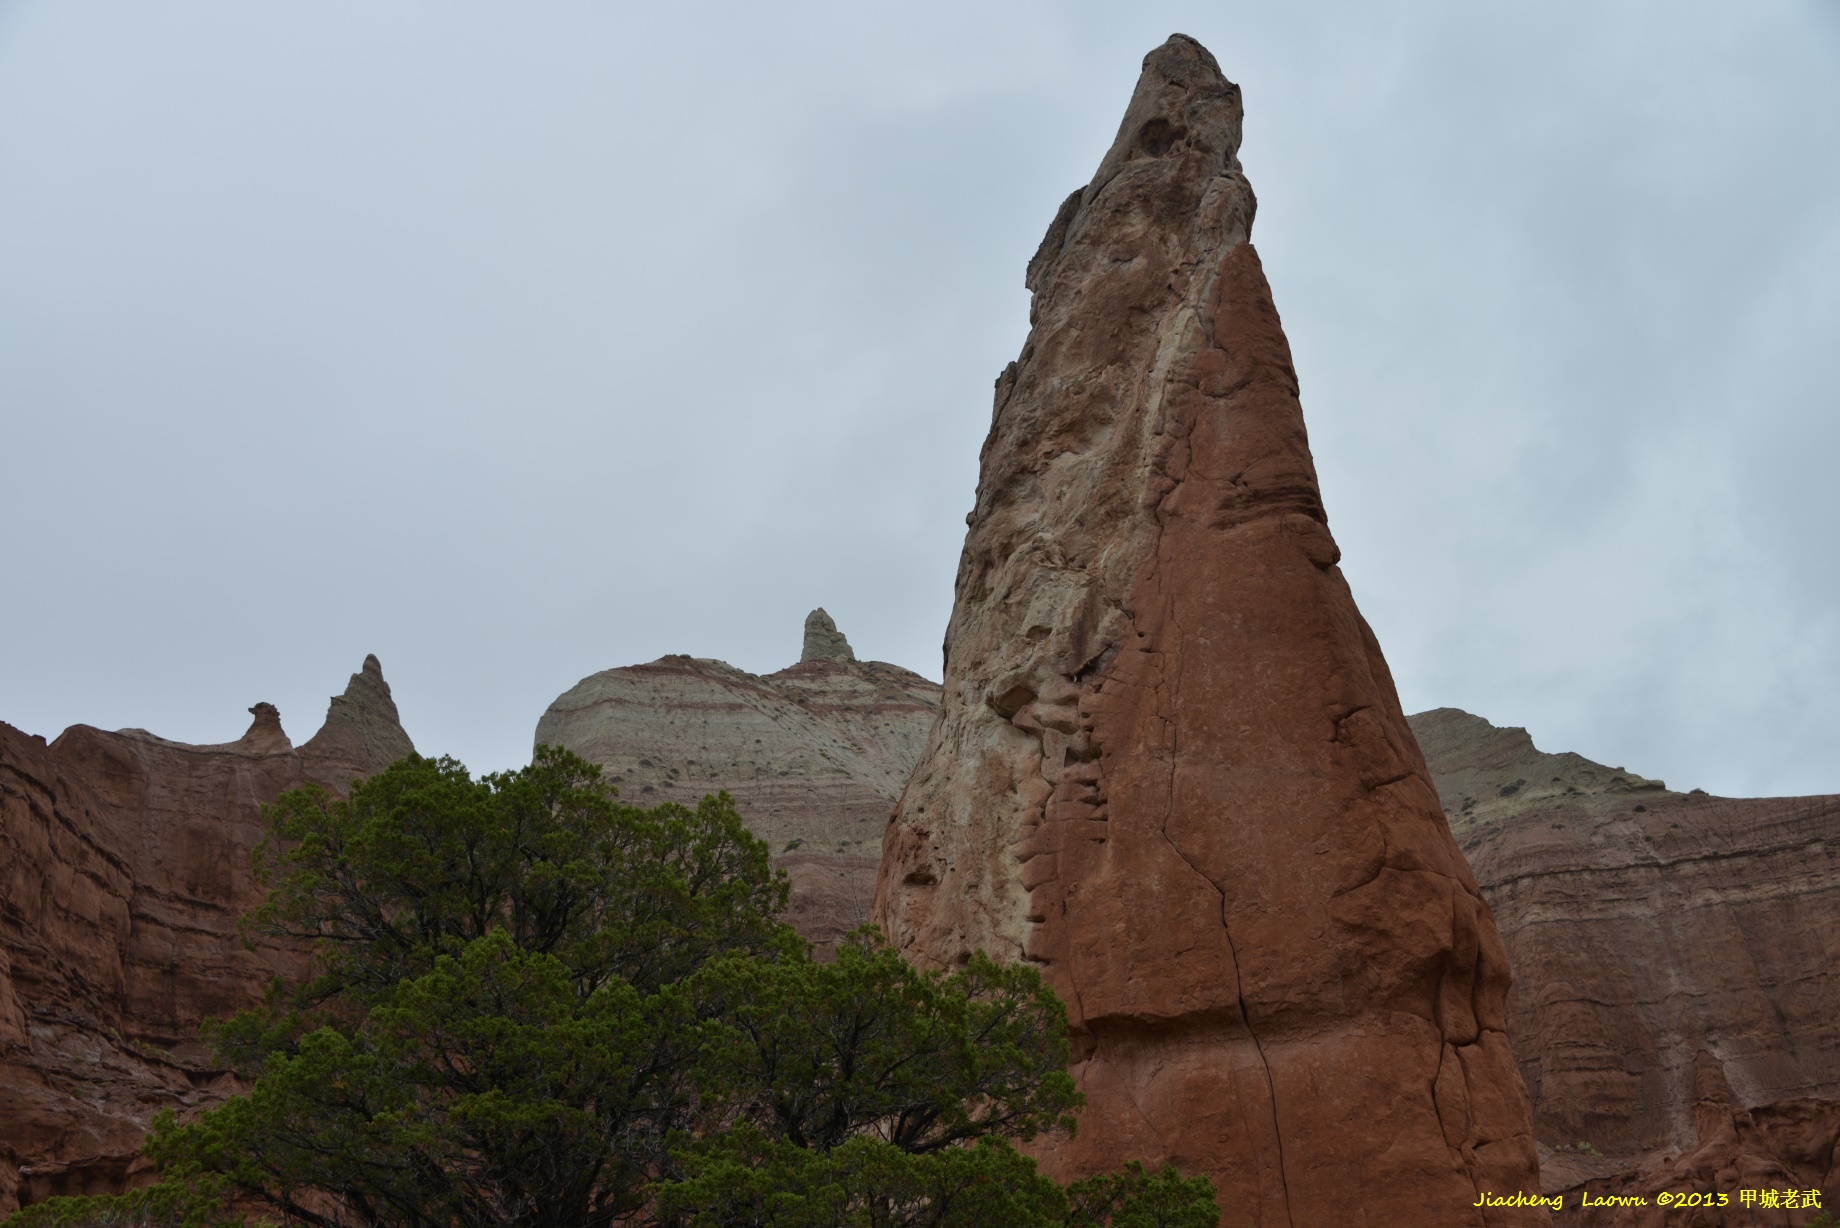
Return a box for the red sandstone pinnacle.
[872,35,1547,1226]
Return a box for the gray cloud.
[2,1,1835,797]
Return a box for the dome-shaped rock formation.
[533,616,939,955]
[873,35,1545,1225]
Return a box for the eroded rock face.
[534,625,939,954]
[873,35,1545,1225]
[1414,709,1840,1224]
[0,660,414,1215]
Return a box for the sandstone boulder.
[0,659,414,1215]
[1415,708,1840,1224]
[533,620,939,954]
[872,35,1545,1225]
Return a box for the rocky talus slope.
[872,35,1544,1226]
[533,613,941,954]
[0,658,413,1215]
[1414,709,1840,1226]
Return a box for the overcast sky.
[2,2,1836,798]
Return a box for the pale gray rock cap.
[801,608,856,664]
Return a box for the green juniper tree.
[4,749,1215,1228]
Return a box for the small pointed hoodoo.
[298,654,415,787]
[236,701,292,753]
[800,608,856,664]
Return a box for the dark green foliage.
[243,747,792,1007]
[691,939,1079,1153]
[144,931,706,1225]
[1063,1163,1222,1228]
[658,1135,1214,1227]
[656,1131,1069,1227]
[1,1174,241,1228]
[5,748,1216,1228]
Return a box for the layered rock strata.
[0,658,413,1215]
[1415,709,1840,1224]
[534,616,940,954]
[873,35,1544,1226]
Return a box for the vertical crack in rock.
[1133,145,1300,1226]
[1158,587,1296,1226]
[874,32,1547,1226]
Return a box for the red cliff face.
[1415,709,1840,1225]
[0,658,413,1215]
[872,35,1546,1227]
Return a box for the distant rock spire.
[298,654,416,787]
[800,608,855,663]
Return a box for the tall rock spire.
[874,35,1545,1226]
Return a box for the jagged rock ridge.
[1413,708,1840,1224]
[1415,707,1668,839]
[534,613,940,954]
[873,35,1544,1226]
[0,659,414,1215]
